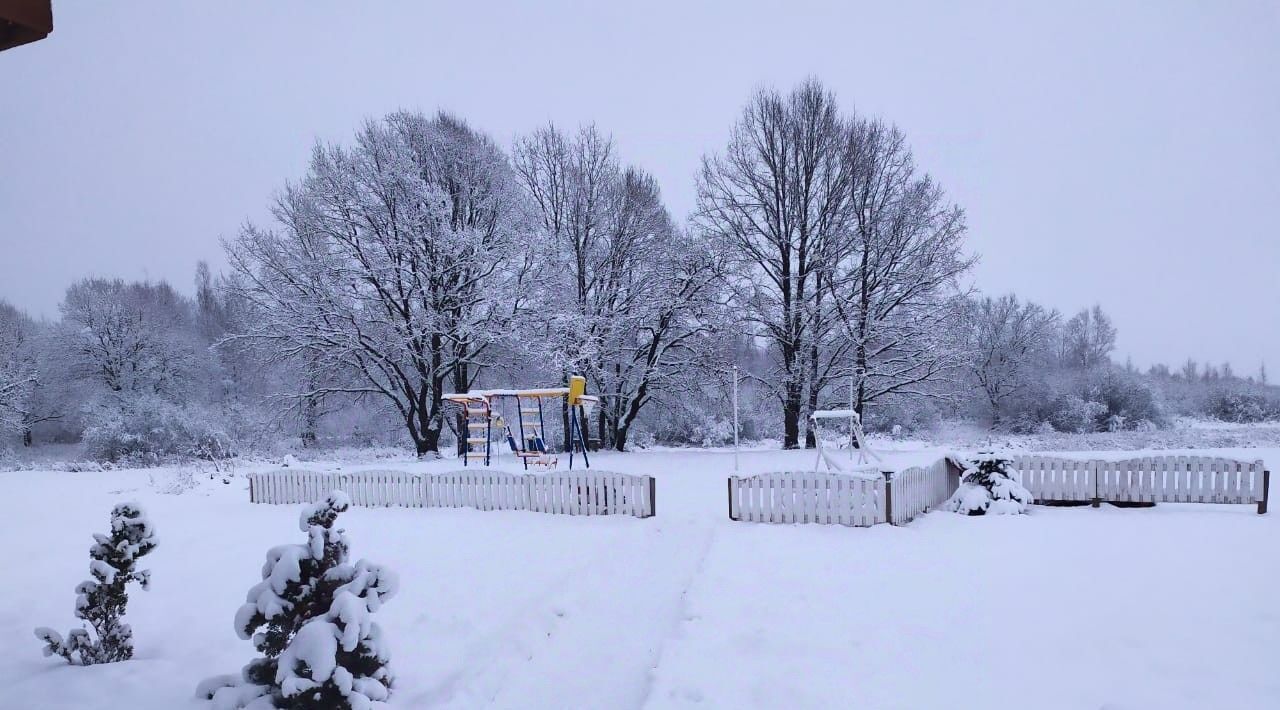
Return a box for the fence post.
[647,475,656,518]
[883,470,895,525]
[1260,470,1270,515]
[248,474,256,503]
[728,476,737,521]
[1091,460,1101,508]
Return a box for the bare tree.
[515,126,725,450]
[0,300,39,437]
[56,279,204,399]
[695,79,854,448]
[1180,358,1198,381]
[226,111,531,456]
[590,192,727,450]
[964,294,1059,423]
[1061,305,1117,369]
[513,123,619,449]
[827,118,975,418]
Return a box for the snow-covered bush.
[1082,369,1168,429]
[199,491,398,710]
[1044,394,1107,434]
[863,398,942,435]
[1207,391,1279,423]
[943,453,1033,516]
[35,502,157,665]
[83,395,234,464]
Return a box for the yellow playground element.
[443,376,598,470]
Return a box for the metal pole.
[849,373,855,460]
[732,365,740,472]
[883,470,895,525]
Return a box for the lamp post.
[732,365,740,472]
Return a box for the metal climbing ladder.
[462,398,491,466]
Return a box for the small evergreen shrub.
[199,491,398,710]
[35,502,157,665]
[943,453,1033,515]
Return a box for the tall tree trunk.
[805,342,821,449]
[854,248,871,418]
[453,362,469,457]
[782,356,800,448]
[414,434,436,457]
[597,393,607,449]
[418,406,441,456]
[411,374,445,458]
[301,356,319,447]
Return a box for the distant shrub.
[1081,369,1169,430]
[1043,394,1107,433]
[863,399,940,434]
[82,396,234,464]
[1006,412,1047,434]
[1206,391,1278,423]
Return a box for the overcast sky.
[1,1,1277,373]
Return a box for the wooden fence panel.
[886,458,954,525]
[728,470,890,527]
[1010,455,1267,511]
[1014,455,1096,502]
[247,469,654,518]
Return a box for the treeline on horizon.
[1,79,1277,465]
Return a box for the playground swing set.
[809,408,880,474]
[443,375,599,470]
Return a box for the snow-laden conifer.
[943,453,1033,515]
[35,502,157,664]
[200,491,398,710]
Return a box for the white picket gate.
[247,469,655,518]
[728,470,887,526]
[887,458,954,525]
[1011,455,1269,512]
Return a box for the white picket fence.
[1012,456,1097,502]
[727,470,886,526]
[247,469,655,518]
[887,458,955,525]
[728,459,960,527]
[1012,455,1269,511]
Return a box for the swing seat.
[529,454,558,470]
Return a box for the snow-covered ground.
[2,443,1277,709]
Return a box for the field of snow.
[2,443,1278,709]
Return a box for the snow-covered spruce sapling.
[943,453,1034,515]
[35,502,157,665]
[199,491,398,710]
